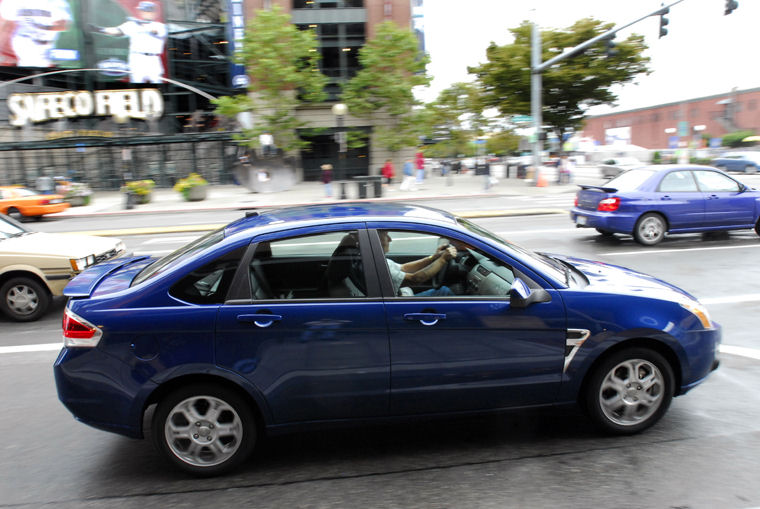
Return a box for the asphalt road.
[1,208,759,508]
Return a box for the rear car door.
[694,170,755,226]
[368,225,566,416]
[215,225,391,424]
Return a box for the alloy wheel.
[599,358,665,427]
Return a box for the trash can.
[371,176,383,198]
[125,191,137,210]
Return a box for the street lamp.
[331,102,348,199]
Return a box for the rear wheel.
[152,383,256,476]
[746,165,757,175]
[755,218,760,237]
[0,277,50,321]
[634,213,666,246]
[6,207,23,222]
[584,348,674,434]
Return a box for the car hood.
[555,254,698,303]
[0,232,120,258]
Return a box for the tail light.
[40,199,50,205]
[597,197,621,212]
[573,195,578,207]
[62,309,102,348]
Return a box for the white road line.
[497,228,581,236]
[700,294,760,305]
[720,345,760,361]
[601,244,760,256]
[142,236,202,245]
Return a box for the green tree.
[469,18,650,147]
[485,129,521,155]
[422,82,486,158]
[213,5,327,152]
[342,21,431,165]
[722,130,756,148]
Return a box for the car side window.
[169,246,247,304]
[659,171,698,192]
[379,230,515,298]
[249,230,367,300]
[694,171,740,193]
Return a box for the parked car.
[598,157,645,179]
[711,151,760,174]
[571,165,760,245]
[55,203,720,475]
[0,186,70,220]
[0,213,126,321]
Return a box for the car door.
[215,225,391,424]
[367,225,566,416]
[654,170,704,231]
[694,169,755,226]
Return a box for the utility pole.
[529,0,688,182]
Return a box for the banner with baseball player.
[87,0,168,84]
[0,0,83,68]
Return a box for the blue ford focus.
[571,165,760,245]
[54,203,720,475]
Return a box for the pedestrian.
[381,159,394,186]
[415,150,425,186]
[88,1,167,84]
[321,163,333,198]
[558,154,574,184]
[400,159,415,191]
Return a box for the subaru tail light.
[597,197,620,212]
[62,309,102,347]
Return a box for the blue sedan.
[571,165,760,245]
[711,152,760,174]
[54,203,720,475]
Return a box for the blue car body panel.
[54,203,721,439]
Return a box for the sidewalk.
[56,170,577,219]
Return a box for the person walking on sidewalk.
[400,159,416,191]
[381,159,395,186]
[415,150,425,186]
[557,154,574,184]
[321,163,333,198]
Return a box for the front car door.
[694,169,755,227]
[367,223,566,416]
[215,225,390,424]
[655,170,704,231]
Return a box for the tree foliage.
[342,21,431,161]
[422,82,487,158]
[469,18,650,144]
[722,130,756,148]
[212,5,327,152]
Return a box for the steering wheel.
[431,254,456,289]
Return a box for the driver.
[378,230,456,297]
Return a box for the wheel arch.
[0,269,54,295]
[577,337,683,405]
[142,373,269,437]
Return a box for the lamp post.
[332,102,348,199]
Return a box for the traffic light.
[604,35,618,58]
[658,7,669,38]
[725,0,738,15]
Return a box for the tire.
[0,277,50,322]
[6,207,23,222]
[633,213,666,246]
[755,218,760,237]
[152,383,256,476]
[584,347,674,435]
[595,228,614,237]
[747,165,757,175]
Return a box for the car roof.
[224,202,459,237]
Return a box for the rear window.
[605,169,656,191]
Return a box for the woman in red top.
[381,159,394,185]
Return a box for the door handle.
[237,313,283,328]
[404,313,446,326]
[708,194,719,200]
[661,195,671,201]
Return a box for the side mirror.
[510,278,551,309]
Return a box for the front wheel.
[0,277,50,321]
[584,348,674,434]
[755,218,760,237]
[152,383,256,476]
[6,207,23,222]
[634,213,666,246]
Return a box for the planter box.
[182,185,208,202]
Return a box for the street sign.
[678,121,689,137]
[512,115,533,123]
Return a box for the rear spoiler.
[578,184,618,193]
[63,256,150,298]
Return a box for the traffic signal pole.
[529,0,688,180]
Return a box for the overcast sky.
[420,0,760,115]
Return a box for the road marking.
[720,345,760,361]
[142,236,202,245]
[700,294,760,305]
[497,228,580,236]
[601,244,760,256]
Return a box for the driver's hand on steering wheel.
[441,245,457,261]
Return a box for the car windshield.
[0,215,30,239]
[457,217,567,285]
[132,228,226,286]
[605,168,656,191]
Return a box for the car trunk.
[576,185,615,211]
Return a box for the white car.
[0,214,126,321]
[599,157,645,179]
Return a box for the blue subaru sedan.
[571,165,760,245]
[54,203,720,475]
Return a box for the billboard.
[86,0,168,83]
[227,0,247,88]
[0,0,84,68]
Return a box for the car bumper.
[678,323,722,395]
[570,208,639,234]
